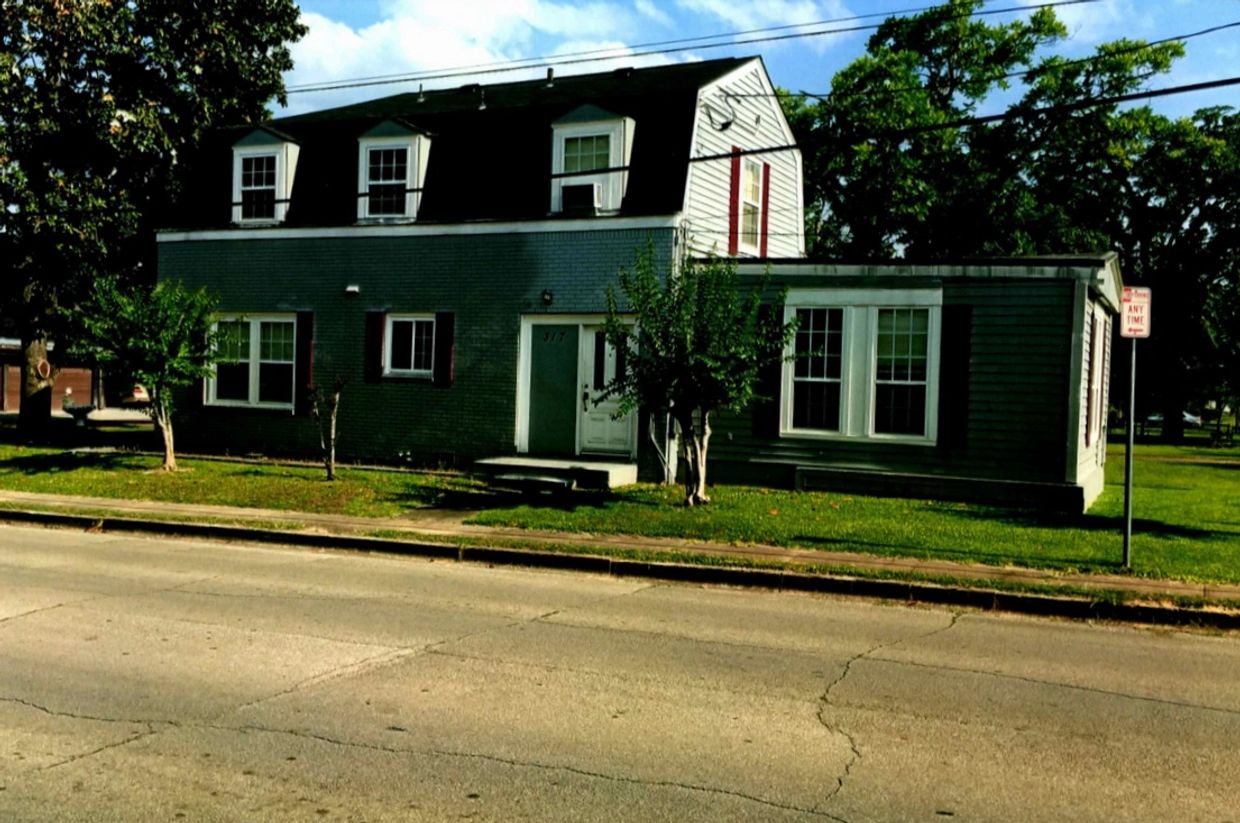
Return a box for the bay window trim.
[780,289,942,445]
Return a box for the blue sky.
[282,0,1238,117]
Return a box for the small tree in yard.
[76,278,220,472]
[603,251,795,506]
[310,374,346,481]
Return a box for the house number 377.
[542,330,567,344]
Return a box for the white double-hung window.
[550,105,634,213]
[209,315,297,409]
[357,121,430,222]
[783,289,941,443]
[231,130,299,224]
[383,314,436,378]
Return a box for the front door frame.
[516,314,636,458]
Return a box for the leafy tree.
[0,0,305,434]
[603,251,795,507]
[787,0,1236,440]
[76,278,221,472]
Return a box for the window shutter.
[294,311,314,416]
[727,146,741,255]
[759,162,771,257]
[433,311,455,388]
[937,305,972,451]
[751,304,783,438]
[364,311,385,383]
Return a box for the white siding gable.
[683,59,804,259]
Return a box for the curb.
[4,507,1238,631]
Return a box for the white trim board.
[158,215,681,244]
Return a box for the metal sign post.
[1120,286,1151,571]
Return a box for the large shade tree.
[0,0,305,433]
[789,0,1238,438]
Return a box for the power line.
[689,74,1240,163]
[726,19,1240,102]
[286,0,1101,95]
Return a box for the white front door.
[579,327,635,455]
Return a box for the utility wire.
[286,0,1100,95]
[689,74,1240,163]
[724,19,1240,101]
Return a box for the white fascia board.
[158,214,681,243]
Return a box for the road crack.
[816,611,961,807]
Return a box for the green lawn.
[467,443,1240,584]
[0,438,1236,585]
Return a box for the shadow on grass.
[0,450,150,477]
[950,508,1223,541]
[788,533,1126,573]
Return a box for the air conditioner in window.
[561,182,602,215]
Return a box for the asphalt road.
[1,524,1238,822]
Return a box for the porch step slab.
[475,457,637,491]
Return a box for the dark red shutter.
[364,311,385,383]
[433,312,455,388]
[751,304,783,438]
[294,311,314,416]
[727,146,741,255]
[759,162,771,257]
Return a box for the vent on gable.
[561,183,601,216]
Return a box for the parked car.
[1146,411,1202,428]
[120,384,151,407]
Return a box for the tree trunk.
[312,381,343,481]
[155,404,177,472]
[19,335,54,438]
[676,408,712,506]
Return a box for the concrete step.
[475,456,637,491]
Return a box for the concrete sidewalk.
[2,488,1239,613]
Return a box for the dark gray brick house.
[159,56,1118,511]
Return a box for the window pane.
[217,321,250,361]
[413,319,435,373]
[742,203,760,247]
[564,135,610,173]
[793,381,841,431]
[875,384,926,435]
[241,189,275,220]
[389,320,413,370]
[240,156,277,219]
[260,322,294,361]
[214,363,249,402]
[369,183,406,216]
[258,363,294,404]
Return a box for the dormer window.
[551,105,634,214]
[357,121,430,222]
[231,129,298,225]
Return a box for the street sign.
[1121,286,1151,339]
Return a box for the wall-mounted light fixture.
[541,289,554,306]
[345,284,361,295]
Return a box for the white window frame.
[357,135,428,222]
[550,117,634,213]
[383,313,436,378]
[231,142,298,225]
[207,314,297,410]
[738,157,764,254]
[781,289,942,445]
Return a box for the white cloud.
[1017,0,1153,46]
[674,0,854,54]
[634,0,675,28]
[283,1,646,114]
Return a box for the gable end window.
[782,290,941,444]
[209,315,298,409]
[729,149,771,256]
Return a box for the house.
[158,57,803,475]
[711,256,1122,512]
[159,56,1118,512]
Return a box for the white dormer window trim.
[738,156,764,255]
[550,116,634,214]
[231,142,298,225]
[357,134,429,222]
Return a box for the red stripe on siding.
[760,162,771,257]
[727,146,741,256]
